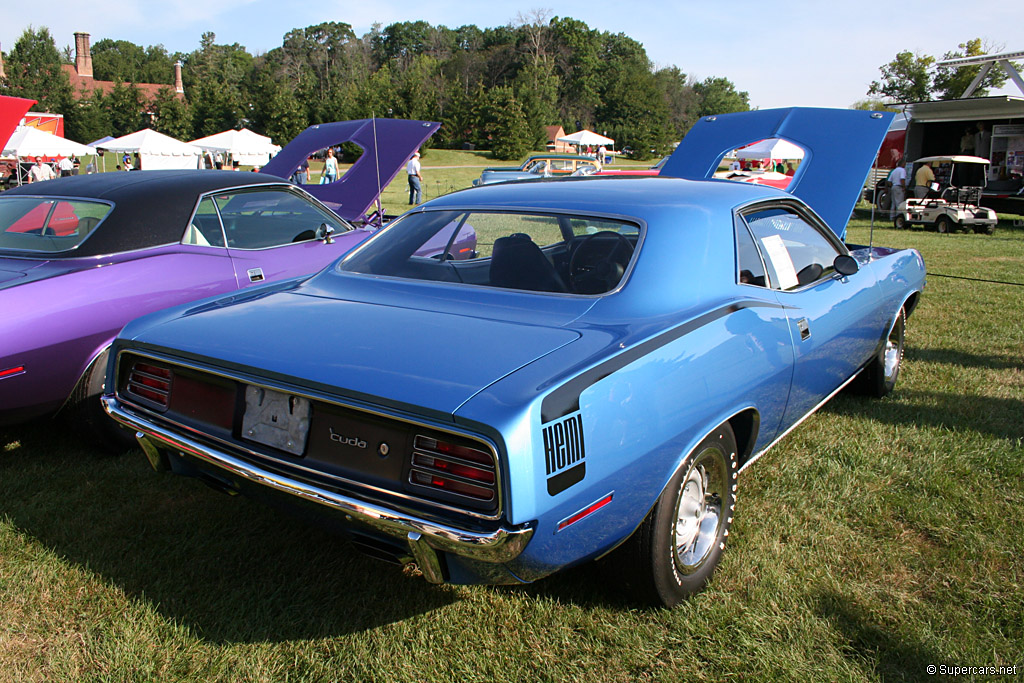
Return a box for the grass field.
[1,161,1022,681]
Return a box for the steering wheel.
[569,230,634,294]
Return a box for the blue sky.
[4,0,1022,109]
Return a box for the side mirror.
[833,254,859,277]
[316,223,335,245]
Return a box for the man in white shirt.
[407,150,423,205]
[887,160,907,217]
[28,158,56,183]
[58,155,75,177]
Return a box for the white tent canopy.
[557,129,615,147]
[2,126,94,158]
[189,128,281,167]
[735,138,805,160]
[99,129,202,170]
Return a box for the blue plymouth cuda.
[102,108,925,606]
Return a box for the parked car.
[473,154,600,186]
[1,119,441,435]
[894,156,998,234]
[0,171,374,434]
[102,108,925,606]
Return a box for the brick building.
[61,32,184,101]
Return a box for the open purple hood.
[261,119,440,223]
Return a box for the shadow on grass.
[0,419,456,643]
[830,387,1024,443]
[910,347,1023,371]
[815,591,942,682]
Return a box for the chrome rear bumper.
[101,396,533,583]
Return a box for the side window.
[742,206,841,290]
[735,218,767,287]
[184,197,226,247]
[549,160,572,171]
[214,188,350,249]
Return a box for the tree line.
[0,14,751,160]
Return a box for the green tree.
[850,98,899,112]
[106,81,143,135]
[933,39,1013,100]
[654,66,699,139]
[693,76,750,117]
[91,39,176,84]
[4,27,74,113]
[868,51,935,104]
[150,87,193,139]
[249,62,308,144]
[550,17,601,128]
[64,90,111,143]
[482,86,531,160]
[182,33,253,136]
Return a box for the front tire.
[935,215,952,233]
[893,214,907,230]
[854,307,905,398]
[618,423,738,607]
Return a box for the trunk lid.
[128,288,580,419]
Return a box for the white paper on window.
[760,233,799,290]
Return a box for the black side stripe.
[540,300,784,423]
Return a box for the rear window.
[340,210,640,295]
[0,197,113,253]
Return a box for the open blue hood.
[660,108,894,239]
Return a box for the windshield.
[0,197,113,253]
[340,210,641,295]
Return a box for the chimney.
[74,32,93,78]
[174,61,184,94]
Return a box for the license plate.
[241,385,311,456]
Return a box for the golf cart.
[894,155,998,234]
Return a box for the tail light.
[125,360,173,411]
[409,435,496,504]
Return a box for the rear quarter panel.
[0,247,237,420]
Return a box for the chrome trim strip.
[103,396,533,575]
[738,371,860,474]
[112,348,505,521]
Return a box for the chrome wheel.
[883,316,904,383]
[672,447,727,575]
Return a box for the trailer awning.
[906,96,1024,122]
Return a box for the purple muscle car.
[0,119,439,437]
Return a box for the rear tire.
[67,349,137,453]
[613,423,738,607]
[935,215,952,234]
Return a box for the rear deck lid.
[125,289,580,419]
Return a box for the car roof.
[2,170,291,258]
[419,174,785,222]
[527,154,595,161]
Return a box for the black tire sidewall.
[648,424,738,606]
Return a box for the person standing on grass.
[322,148,339,184]
[888,160,907,216]
[407,150,423,205]
[914,161,934,199]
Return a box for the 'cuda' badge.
[329,427,367,449]
[543,413,586,496]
